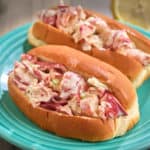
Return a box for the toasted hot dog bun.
[8,45,139,141]
[28,9,150,88]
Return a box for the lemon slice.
[112,0,150,30]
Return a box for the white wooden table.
[0,0,111,149]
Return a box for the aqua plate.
[0,23,150,150]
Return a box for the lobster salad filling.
[11,54,127,120]
[38,4,150,66]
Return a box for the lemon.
[112,0,150,30]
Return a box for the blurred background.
[0,0,149,149]
[0,0,111,36]
[1,0,149,36]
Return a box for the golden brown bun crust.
[32,21,84,52]
[92,48,142,80]
[8,75,115,141]
[8,45,139,141]
[31,18,145,81]
[8,74,139,141]
[28,45,136,110]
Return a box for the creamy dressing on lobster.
[11,54,127,119]
[38,5,150,66]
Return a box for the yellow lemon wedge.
[112,0,150,30]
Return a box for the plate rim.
[0,22,150,150]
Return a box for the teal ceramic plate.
[0,23,150,150]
